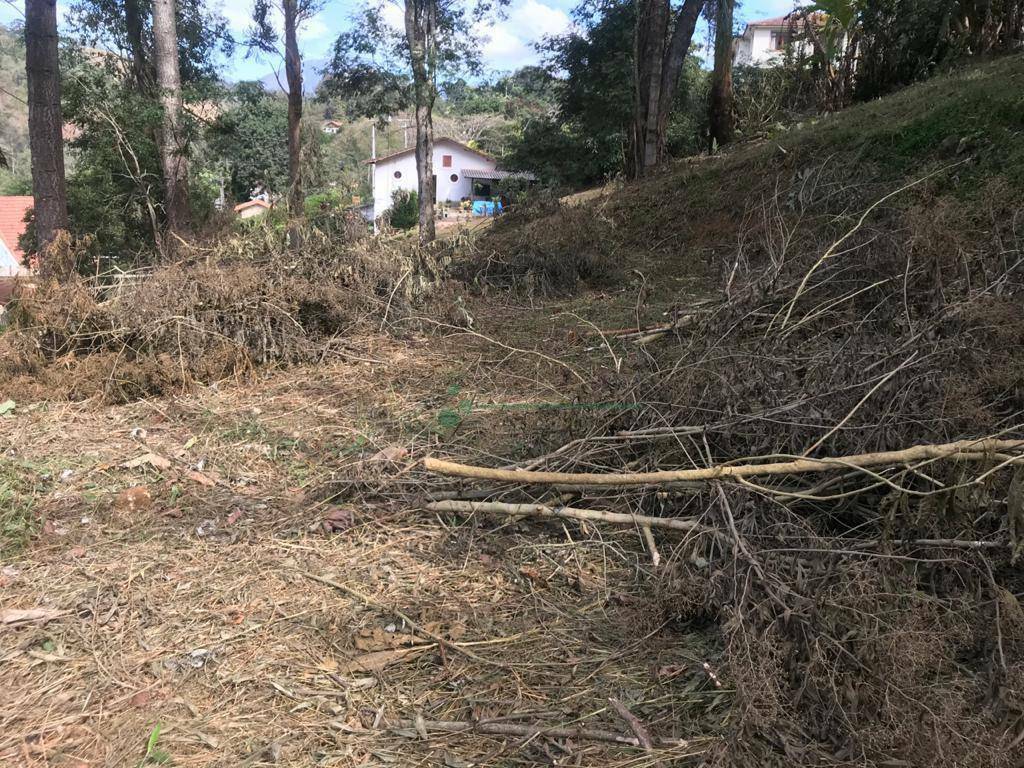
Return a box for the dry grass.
[0,320,725,767]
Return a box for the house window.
[450,173,459,183]
[442,155,453,168]
[393,170,402,179]
[769,30,787,50]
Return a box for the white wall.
[735,26,815,67]
[0,239,22,278]
[372,140,497,219]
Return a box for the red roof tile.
[0,196,33,265]
[233,199,271,212]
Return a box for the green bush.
[390,189,418,230]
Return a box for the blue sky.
[1,0,801,81]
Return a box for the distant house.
[234,199,271,220]
[322,120,345,135]
[0,195,33,305]
[734,14,819,67]
[367,137,536,221]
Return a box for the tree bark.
[708,0,735,149]
[631,0,704,178]
[656,0,703,155]
[153,0,193,246]
[25,0,68,252]
[124,0,151,90]
[283,0,304,218]
[406,0,437,244]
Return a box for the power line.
[0,84,27,105]
[1,0,25,19]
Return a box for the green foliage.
[390,189,418,230]
[0,24,30,195]
[140,723,170,766]
[208,82,291,201]
[320,0,491,123]
[61,52,167,267]
[0,461,37,558]
[65,0,234,85]
[503,0,707,187]
[731,65,816,135]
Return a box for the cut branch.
[423,438,1024,487]
[426,500,705,532]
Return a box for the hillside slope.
[473,54,1024,308]
[459,54,1024,767]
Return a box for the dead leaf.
[114,486,152,512]
[1,608,65,626]
[367,446,409,464]
[186,470,215,487]
[224,607,245,625]
[338,646,425,674]
[121,452,172,471]
[27,649,70,663]
[354,626,421,651]
[129,690,153,708]
[68,546,87,558]
[321,507,354,534]
[519,565,546,585]
[225,509,244,526]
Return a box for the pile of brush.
[0,227,419,402]
[424,159,1024,766]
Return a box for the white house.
[368,137,534,221]
[734,14,817,67]
[234,199,271,220]
[322,120,344,135]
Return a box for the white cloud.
[474,0,571,71]
[381,1,406,32]
[298,13,330,41]
[218,2,330,42]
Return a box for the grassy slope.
[609,53,1024,261]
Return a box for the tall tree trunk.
[125,0,150,90]
[25,0,68,255]
[631,0,704,178]
[283,0,304,218]
[153,0,193,246]
[655,0,703,156]
[405,0,436,244]
[708,0,735,149]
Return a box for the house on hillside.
[734,14,820,66]
[322,120,345,135]
[0,195,34,305]
[368,137,536,222]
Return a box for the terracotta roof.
[0,196,33,266]
[233,199,271,212]
[747,14,792,26]
[743,12,825,29]
[367,137,494,165]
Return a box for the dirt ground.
[0,285,724,767]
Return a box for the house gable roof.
[233,199,271,213]
[0,196,33,267]
[368,137,494,166]
[741,12,825,33]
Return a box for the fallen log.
[426,500,704,532]
[422,438,1024,487]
